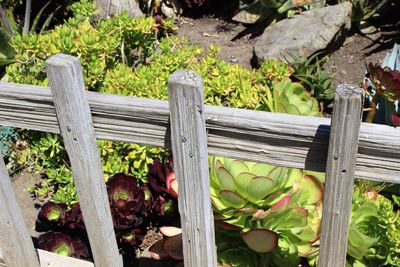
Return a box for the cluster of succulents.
[36,202,89,259]
[209,156,323,266]
[263,78,321,116]
[36,158,179,261]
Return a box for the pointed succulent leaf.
[217,167,237,191]
[294,225,318,243]
[270,195,293,212]
[249,162,273,176]
[228,160,249,178]
[148,240,169,260]
[219,190,246,208]
[271,207,308,230]
[267,166,287,186]
[166,174,179,198]
[247,176,274,201]
[162,233,183,261]
[241,229,278,253]
[293,174,323,205]
[235,172,255,197]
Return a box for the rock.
[95,0,143,18]
[253,2,352,66]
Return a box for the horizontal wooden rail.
[0,249,94,267]
[1,82,399,183]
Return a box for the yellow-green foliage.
[5,4,320,205]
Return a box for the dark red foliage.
[116,228,145,247]
[367,63,400,100]
[184,0,205,7]
[147,159,178,222]
[391,112,400,127]
[38,232,90,259]
[37,202,67,228]
[64,203,86,232]
[106,173,149,230]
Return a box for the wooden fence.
[0,53,399,267]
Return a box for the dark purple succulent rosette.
[147,158,178,222]
[106,173,148,230]
[38,232,90,259]
[64,203,86,233]
[116,227,145,247]
[37,202,67,228]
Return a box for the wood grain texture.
[0,249,94,267]
[0,82,399,182]
[318,85,364,267]
[45,54,121,267]
[168,70,217,267]
[0,155,39,267]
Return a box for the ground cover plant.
[1,0,399,266]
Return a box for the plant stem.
[365,93,380,123]
[0,4,13,38]
[22,0,32,35]
[258,253,270,267]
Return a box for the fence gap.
[319,84,364,267]
[45,54,121,267]
[0,154,39,267]
[168,70,217,267]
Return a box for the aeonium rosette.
[38,232,90,259]
[106,173,150,229]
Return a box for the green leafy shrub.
[346,186,400,267]
[288,53,335,107]
[5,0,320,208]
[338,0,390,24]
[0,126,17,156]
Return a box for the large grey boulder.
[253,2,352,66]
[95,0,143,18]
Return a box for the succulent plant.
[37,202,67,228]
[209,156,304,212]
[367,63,400,102]
[37,232,90,259]
[233,0,321,24]
[263,78,321,116]
[106,173,150,230]
[344,187,400,267]
[217,246,260,267]
[209,156,323,266]
[148,158,178,200]
[148,226,183,261]
[147,158,179,225]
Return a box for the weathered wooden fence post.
[168,70,217,267]
[45,54,121,267]
[0,154,39,267]
[319,85,364,267]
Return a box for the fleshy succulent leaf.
[148,240,169,260]
[162,233,184,261]
[159,226,182,237]
[219,190,247,208]
[247,176,274,201]
[217,167,237,191]
[38,232,90,259]
[235,172,255,197]
[241,229,278,253]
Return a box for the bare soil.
[11,172,43,238]
[176,11,400,87]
